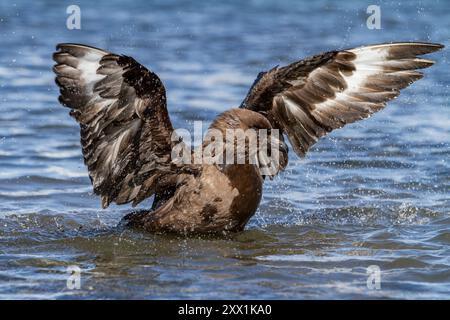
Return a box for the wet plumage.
[53,42,443,234]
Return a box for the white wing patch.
[77,51,106,93]
[272,42,443,156]
[53,43,176,208]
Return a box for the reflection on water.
[0,0,449,299]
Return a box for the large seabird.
[53,42,443,234]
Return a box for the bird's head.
[206,108,288,176]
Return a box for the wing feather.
[53,43,186,208]
[241,42,444,157]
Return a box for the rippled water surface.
[0,0,449,299]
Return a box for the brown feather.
[53,43,196,208]
[240,42,444,157]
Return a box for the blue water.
[0,0,449,299]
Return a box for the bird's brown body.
[52,42,443,234]
[125,108,274,234]
[126,163,263,234]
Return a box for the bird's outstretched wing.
[240,42,444,157]
[53,43,187,208]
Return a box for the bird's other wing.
[240,42,444,157]
[53,43,190,208]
